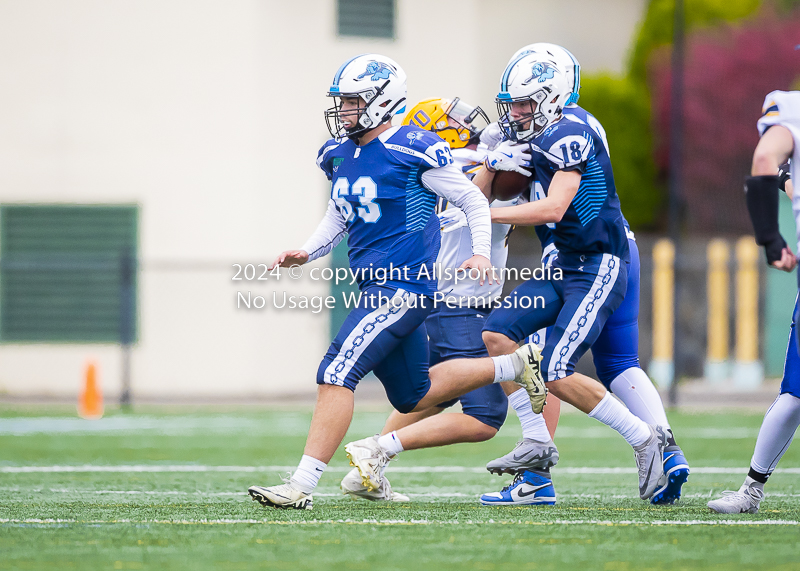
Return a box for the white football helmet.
[509,43,581,106]
[325,54,407,140]
[496,53,572,142]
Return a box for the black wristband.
[745,175,787,264]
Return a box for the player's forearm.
[300,200,347,262]
[471,166,494,201]
[491,199,565,226]
[460,198,493,259]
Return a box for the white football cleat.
[633,425,668,500]
[707,484,764,514]
[486,438,559,475]
[341,467,409,502]
[248,483,313,510]
[513,343,547,414]
[344,436,390,492]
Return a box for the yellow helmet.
[402,97,489,149]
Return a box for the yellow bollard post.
[733,237,764,389]
[704,240,730,382]
[649,239,675,388]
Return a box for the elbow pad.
[745,175,786,264]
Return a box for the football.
[491,170,531,201]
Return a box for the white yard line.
[0,417,760,439]
[0,517,797,527]
[3,489,800,499]
[2,465,799,474]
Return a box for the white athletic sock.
[588,392,652,448]
[289,455,326,494]
[750,393,800,475]
[377,431,404,458]
[508,388,551,441]
[609,367,670,428]
[492,353,523,383]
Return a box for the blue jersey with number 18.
[529,105,630,262]
[316,125,454,295]
[533,106,632,261]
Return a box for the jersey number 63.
[332,177,382,223]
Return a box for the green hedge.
[577,75,660,229]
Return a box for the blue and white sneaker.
[480,470,556,506]
[651,445,690,505]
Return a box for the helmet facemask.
[325,91,372,140]
[324,81,405,141]
[440,98,490,148]
[496,88,551,142]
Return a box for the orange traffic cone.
[78,362,104,420]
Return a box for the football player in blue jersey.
[338,97,545,502]
[708,91,800,514]
[473,51,671,503]
[479,44,690,507]
[247,54,546,510]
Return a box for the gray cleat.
[708,484,764,514]
[486,439,559,475]
[634,425,668,500]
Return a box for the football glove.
[484,141,532,176]
[437,207,468,233]
[479,122,504,151]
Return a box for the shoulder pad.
[383,126,453,168]
[388,126,446,152]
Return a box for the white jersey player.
[757,91,800,253]
[709,90,800,514]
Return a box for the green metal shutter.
[337,0,395,39]
[0,205,138,343]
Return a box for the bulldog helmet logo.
[522,62,557,85]
[356,61,397,82]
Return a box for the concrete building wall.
[0,0,646,399]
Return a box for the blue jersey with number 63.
[316,125,453,295]
[529,105,630,262]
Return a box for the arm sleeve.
[420,164,492,259]
[300,200,347,262]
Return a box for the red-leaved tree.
[650,9,800,234]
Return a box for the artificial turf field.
[1,404,798,571]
